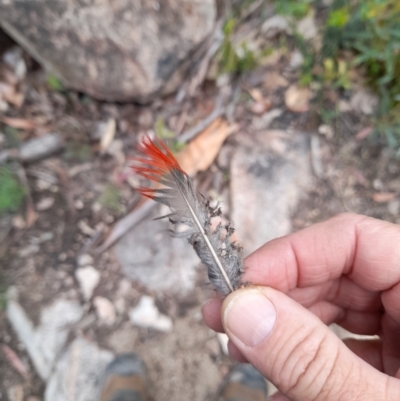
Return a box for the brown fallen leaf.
[176,118,238,174]
[372,192,396,203]
[1,116,36,130]
[1,344,29,379]
[355,127,373,141]
[263,71,289,93]
[285,84,312,113]
[248,88,264,102]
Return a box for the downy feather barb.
[131,137,244,296]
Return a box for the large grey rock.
[45,337,114,401]
[6,288,84,380]
[230,131,312,254]
[0,0,216,102]
[115,207,200,294]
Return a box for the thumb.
[222,287,399,401]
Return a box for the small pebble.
[77,253,94,267]
[36,197,55,211]
[75,199,84,210]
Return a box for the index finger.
[243,213,400,292]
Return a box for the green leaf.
[327,7,350,28]
[47,74,64,91]
[0,167,25,214]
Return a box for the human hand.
[202,213,400,400]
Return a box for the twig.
[94,200,156,254]
[179,100,225,143]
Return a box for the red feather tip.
[131,136,183,198]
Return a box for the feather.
[131,136,244,296]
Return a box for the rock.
[12,215,26,230]
[115,208,199,295]
[77,253,94,268]
[350,88,379,115]
[36,196,55,211]
[18,133,64,163]
[296,16,318,41]
[129,295,172,332]
[288,50,304,70]
[45,337,113,401]
[3,46,26,81]
[388,200,400,216]
[0,0,216,102]
[6,290,83,380]
[285,84,312,113]
[230,131,311,254]
[75,266,100,301]
[261,15,292,38]
[18,244,39,258]
[252,109,283,131]
[7,385,23,401]
[93,296,116,326]
[318,124,334,139]
[77,220,96,236]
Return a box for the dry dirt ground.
[1,13,400,401]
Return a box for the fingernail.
[223,290,276,347]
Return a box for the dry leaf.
[355,127,373,141]
[372,192,396,203]
[95,199,155,253]
[1,116,36,130]
[1,344,29,379]
[248,88,264,102]
[263,71,289,93]
[100,118,116,153]
[285,84,312,113]
[25,202,38,228]
[176,118,238,174]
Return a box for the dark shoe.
[219,364,268,401]
[99,353,148,401]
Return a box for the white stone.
[6,290,83,381]
[388,200,400,216]
[288,50,304,70]
[252,109,283,130]
[297,16,318,41]
[261,15,292,38]
[77,253,94,267]
[350,88,379,115]
[129,295,172,332]
[45,337,113,401]
[36,197,55,211]
[93,296,116,326]
[75,266,100,300]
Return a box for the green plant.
[218,18,258,74]
[98,183,122,213]
[47,74,64,91]
[275,0,314,19]
[323,0,400,148]
[155,117,176,140]
[63,143,92,162]
[0,167,25,214]
[154,117,185,153]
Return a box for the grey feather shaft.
[177,182,234,293]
